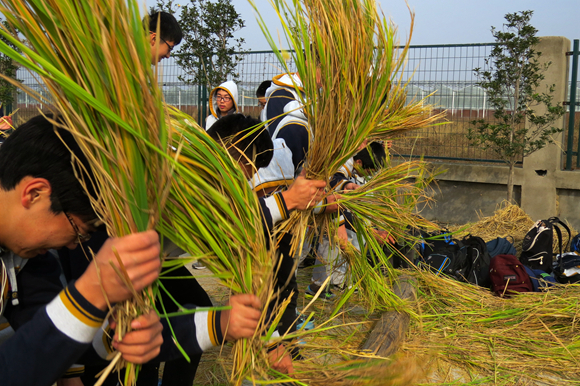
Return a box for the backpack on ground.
[486,237,517,258]
[460,234,491,287]
[569,234,580,253]
[489,254,533,297]
[553,252,580,284]
[520,217,571,273]
[416,231,467,280]
[523,266,557,291]
[386,241,416,269]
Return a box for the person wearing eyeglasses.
[148,11,182,64]
[205,81,239,130]
[0,115,163,386]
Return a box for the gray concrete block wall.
[414,37,577,228]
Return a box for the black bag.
[417,232,467,280]
[553,252,580,284]
[387,241,416,269]
[520,217,570,273]
[460,235,491,287]
[486,237,517,258]
[489,254,534,297]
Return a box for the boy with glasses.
[148,11,182,64]
[0,115,163,386]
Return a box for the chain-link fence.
[13,43,576,162]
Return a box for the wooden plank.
[361,274,417,357]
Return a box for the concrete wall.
[415,37,579,228]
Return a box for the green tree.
[0,20,20,113]
[154,0,247,88]
[467,10,566,203]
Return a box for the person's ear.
[354,159,363,168]
[149,32,156,46]
[21,178,52,209]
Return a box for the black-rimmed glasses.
[160,37,175,53]
[65,212,92,244]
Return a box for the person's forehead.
[216,89,229,95]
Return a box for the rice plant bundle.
[0,0,172,383]
[251,0,444,255]
[158,111,279,383]
[336,158,437,312]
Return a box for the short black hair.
[354,142,386,170]
[207,114,273,169]
[149,11,183,46]
[0,115,98,221]
[256,80,272,98]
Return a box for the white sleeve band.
[92,319,112,359]
[45,290,102,344]
[194,310,218,351]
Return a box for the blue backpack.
[570,234,580,253]
[416,231,468,280]
[486,237,517,258]
[523,266,557,291]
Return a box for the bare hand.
[338,224,348,250]
[0,116,12,131]
[220,294,262,341]
[76,230,161,310]
[357,139,368,151]
[268,345,294,374]
[372,229,395,245]
[111,310,163,364]
[282,176,327,210]
[343,182,361,191]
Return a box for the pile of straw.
[402,270,580,385]
[455,202,576,254]
[465,202,535,241]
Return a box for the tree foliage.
[0,20,20,111]
[154,0,247,88]
[467,10,566,202]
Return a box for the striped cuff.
[312,197,328,215]
[335,179,349,191]
[45,283,107,344]
[264,193,289,225]
[194,310,224,351]
[92,319,113,359]
[62,364,85,378]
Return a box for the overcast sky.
[145,0,579,50]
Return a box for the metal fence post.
[197,82,202,124]
[201,82,208,124]
[568,39,579,169]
